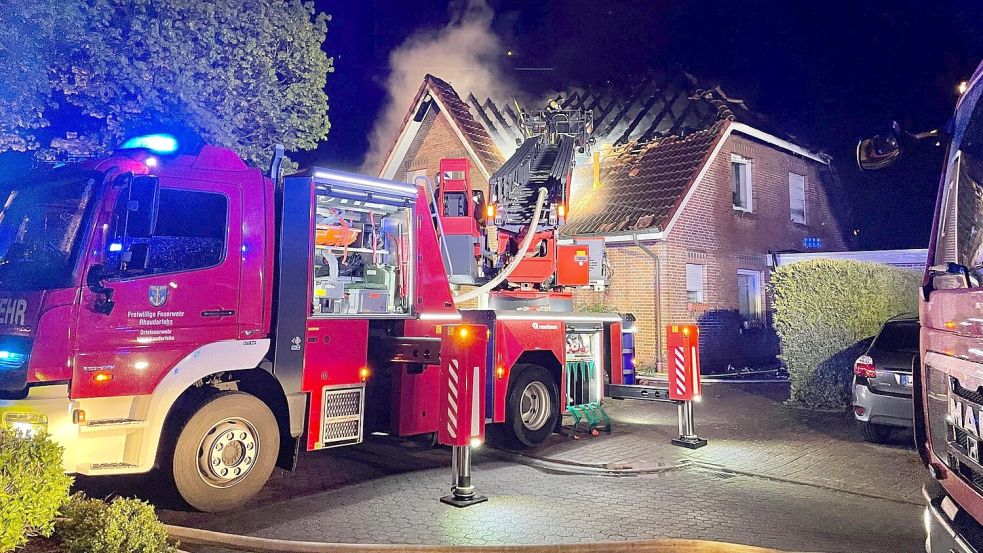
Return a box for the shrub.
[57,494,175,553]
[577,301,617,313]
[771,259,921,410]
[0,428,72,552]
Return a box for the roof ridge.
[377,74,506,179]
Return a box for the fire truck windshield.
[933,80,983,283]
[0,169,101,291]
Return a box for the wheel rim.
[197,417,259,489]
[520,381,551,431]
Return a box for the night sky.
[306,0,983,250]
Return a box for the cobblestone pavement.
[165,457,921,553]
[142,382,927,553]
[529,381,926,504]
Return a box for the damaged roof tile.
[560,121,728,236]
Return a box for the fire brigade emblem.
[148,286,168,307]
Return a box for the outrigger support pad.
[441,445,488,508]
[671,400,707,449]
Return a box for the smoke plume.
[361,0,511,173]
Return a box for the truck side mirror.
[857,124,902,171]
[924,261,975,300]
[86,264,115,315]
[122,242,151,275]
[125,176,160,238]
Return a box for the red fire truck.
[0,121,624,512]
[859,60,983,552]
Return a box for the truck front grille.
[946,421,983,495]
[928,357,983,496]
[956,455,983,491]
[953,379,983,405]
[926,360,953,467]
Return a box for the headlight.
[3,412,48,436]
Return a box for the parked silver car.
[852,313,919,443]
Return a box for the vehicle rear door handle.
[201,309,235,317]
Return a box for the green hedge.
[772,259,921,410]
[0,428,73,552]
[57,494,175,553]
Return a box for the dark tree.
[0,0,332,167]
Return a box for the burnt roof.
[561,121,729,236]
[424,75,506,175]
[379,74,505,178]
[381,71,821,238]
[469,72,764,153]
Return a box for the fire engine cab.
[0,132,624,512]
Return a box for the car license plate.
[899,374,913,387]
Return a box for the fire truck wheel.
[170,392,280,512]
[504,364,559,448]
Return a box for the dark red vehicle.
[860,60,983,552]
[0,136,623,511]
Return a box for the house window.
[406,168,428,186]
[789,172,806,224]
[731,155,752,212]
[686,264,705,303]
[737,270,762,319]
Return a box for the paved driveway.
[528,381,924,504]
[82,382,925,552]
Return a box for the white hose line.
[453,187,548,305]
[164,524,794,553]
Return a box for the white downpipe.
[453,187,548,305]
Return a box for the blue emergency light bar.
[119,133,179,154]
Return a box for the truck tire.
[859,421,890,443]
[502,364,559,449]
[169,391,279,512]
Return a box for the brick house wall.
[574,243,664,365]
[575,133,846,371]
[392,107,491,196]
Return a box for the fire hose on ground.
[452,187,548,305]
[163,524,805,553]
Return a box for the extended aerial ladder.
[435,103,595,301]
[430,100,707,445]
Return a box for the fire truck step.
[79,462,138,474]
[80,418,147,433]
[318,386,365,448]
[564,402,611,437]
[564,358,610,437]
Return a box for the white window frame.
[737,269,763,320]
[406,168,428,186]
[731,154,753,212]
[686,263,705,304]
[789,172,806,224]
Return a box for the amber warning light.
[93,371,113,383]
